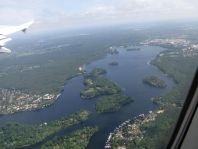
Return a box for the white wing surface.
[0,20,34,53]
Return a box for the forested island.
[41,127,98,149]
[0,110,90,149]
[109,61,119,66]
[81,68,133,113]
[126,47,141,51]
[96,94,133,113]
[80,68,121,99]
[143,76,166,88]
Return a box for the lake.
[0,45,175,149]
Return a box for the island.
[150,96,166,106]
[41,127,98,149]
[89,67,107,76]
[0,110,90,149]
[109,61,119,66]
[96,94,133,113]
[143,76,166,88]
[81,68,133,113]
[126,47,141,51]
[80,68,121,99]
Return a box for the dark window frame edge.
[166,68,198,149]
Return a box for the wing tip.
[0,47,11,54]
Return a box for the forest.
[80,68,121,99]
[41,127,98,149]
[96,94,133,113]
[0,110,90,149]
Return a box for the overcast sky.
[1,0,198,30]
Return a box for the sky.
[1,0,198,30]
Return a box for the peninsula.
[143,76,166,88]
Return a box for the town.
[141,38,198,57]
[0,88,58,114]
[105,109,164,149]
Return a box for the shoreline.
[0,52,107,116]
[105,109,164,149]
[0,72,83,116]
[104,46,175,148]
[0,44,177,149]
[0,93,61,116]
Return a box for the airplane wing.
[0,20,34,54]
[0,37,12,53]
[0,37,12,46]
[0,20,34,35]
[0,47,11,53]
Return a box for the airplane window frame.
[166,68,198,149]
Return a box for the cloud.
[0,0,198,29]
[81,0,198,22]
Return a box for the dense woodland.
[80,68,121,99]
[96,94,133,113]
[143,75,166,88]
[0,110,90,149]
[41,127,98,149]
[0,29,143,95]
[81,68,133,113]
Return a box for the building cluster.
[141,38,198,57]
[20,65,40,72]
[78,64,86,74]
[141,38,190,47]
[105,110,164,149]
[108,46,119,54]
[182,44,198,57]
[0,88,57,114]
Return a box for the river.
[0,45,175,149]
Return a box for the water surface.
[0,46,174,149]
